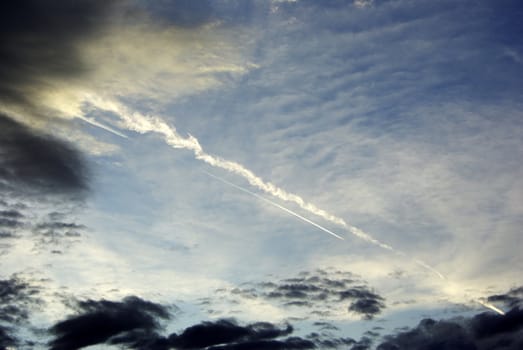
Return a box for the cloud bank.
[377,306,523,350]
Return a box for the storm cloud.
[48,296,170,350]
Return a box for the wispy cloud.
[206,269,386,321]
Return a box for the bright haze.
[1,1,522,349]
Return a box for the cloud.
[348,298,386,320]
[0,210,24,220]
[306,332,357,348]
[2,284,521,349]
[48,296,170,350]
[487,287,523,309]
[377,306,523,350]
[32,214,87,252]
[0,275,41,347]
[0,0,117,121]
[212,269,385,320]
[168,319,293,349]
[0,218,22,229]
[0,115,89,254]
[0,276,41,325]
[0,115,89,198]
[0,326,17,349]
[112,318,314,350]
[49,300,317,350]
[0,1,254,156]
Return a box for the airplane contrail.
[82,95,390,246]
[77,115,129,139]
[82,95,507,315]
[204,171,344,240]
[477,299,506,315]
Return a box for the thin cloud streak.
[77,115,128,139]
[204,171,344,241]
[477,299,505,316]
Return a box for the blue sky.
[1,0,522,349]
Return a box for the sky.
[1,0,523,349]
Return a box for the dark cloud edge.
[214,269,386,320]
[0,283,521,350]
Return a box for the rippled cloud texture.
[0,0,522,349]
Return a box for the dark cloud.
[0,116,89,252]
[471,307,523,340]
[0,210,24,219]
[377,306,523,350]
[0,276,40,325]
[36,222,85,230]
[0,1,113,258]
[349,298,386,320]
[306,332,356,349]
[215,270,385,319]
[0,1,118,117]
[10,286,523,350]
[0,232,16,239]
[105,317,318,350]
[168,319,293,349]
[32,218,86,251]
[0,115,89,198]
[49,296,170,350]
[0,206,25,236]
[93,317,312,350]
[108,329,170,350]
[0,326,16,349]
[350,336,373,350]
[0,218,22,229]
[488,287,523,309]
[0,276,41,348]
[0,202,86,255]
[312,322,339,331]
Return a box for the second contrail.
[206,172,507,315]
[204,171,344,240]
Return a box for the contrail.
[204,171,344,240]
[81,95,509,315]
[413,258,446,280]
[477,299,505,315]
[82,95,390,246]
[77,115,129,139]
